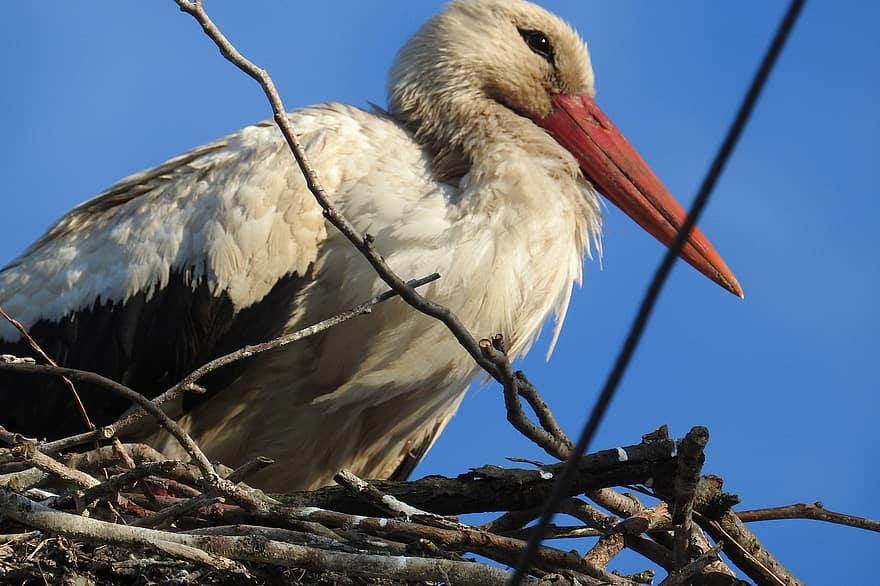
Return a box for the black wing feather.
[0,269,309,441]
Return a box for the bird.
[0,0,741,491]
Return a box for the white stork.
[0,0,741,491]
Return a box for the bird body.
[0,0,738,490]
[0,101,596,489]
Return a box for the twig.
[658,542,723,586]
[481,508,542,534]
[36,274,439,455]
[515,371,573,454]
[131,494,224,529]
[0,306,94,433]
[586,502,671,569]
[275,438,681,515]
[479,338,570,460]
[110,438,136,470]
[237,504,628,585]
[584,532,625,568]
[1,485,519,585]
[334,469,458,527]
[509,525,603,540]
[224,456,274,484]
[736,502,880,533]
[9,441,99,489]
[65,460,202,512]
[169,273,440,394]
[0,361,216,480]
[64,443,166,472]
[172,0,502,386]
[696,510,801,586]
[133,457,278,528]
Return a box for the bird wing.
[0,108,344,439]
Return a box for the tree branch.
[736,502,880,533]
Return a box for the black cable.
[509,1,805,582]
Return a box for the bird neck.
[391,91,569,187]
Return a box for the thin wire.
[510,1,806,582]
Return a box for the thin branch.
[172,0,501,383]
[1,485,519,585]
[658,542,723,586]
[334,469,459,528]
[236,505,628,585]
[0,306,94,433]
[224,456,274,484]
[36,274,439,455]
[696,510,802,586]
[9,441,100,489]
[170,273,439,394]
[479,338,569,460]
[515,371,573,453]
[131,494,224,529]
[0,362,215,480]
[736,502,880,533]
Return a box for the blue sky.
[1,2,877,582]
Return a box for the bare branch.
[658,542,723,586]
[172,0,500,381]
[9,441,100,489]
[696,510,802,586]
[672,426,709,568]
[276,438,681,515]
[1,484,520,584]
[736,502,880,533]
[35,274,439,455]
[0,306,94,432]
[334,469,459,528]
[0,362,215,480]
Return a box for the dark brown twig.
[479,338,569,460]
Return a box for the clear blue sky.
[1,2,877,582]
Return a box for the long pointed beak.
[538,94,743,299]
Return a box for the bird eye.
[518,29,554,64]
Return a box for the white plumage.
[0,0,738,490]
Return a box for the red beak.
[538,94,743,299]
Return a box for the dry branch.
[0,361,215,479]
[736,502,880,533]
[0,306,94,432]
[35,274,438,455]
[0,486,515,584]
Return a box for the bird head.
[389,0,742,298]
